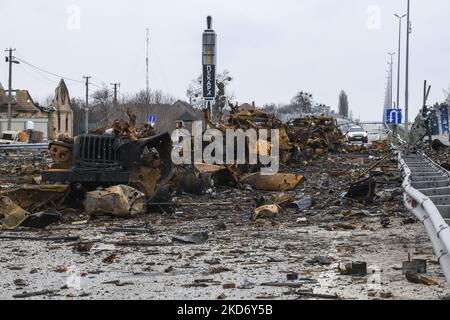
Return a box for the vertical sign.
[203,65,216,99]
[149,114,156,127]
[202,16,217,103]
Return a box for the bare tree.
[131,89,176,106]
[91,84,114,127]
[261,103,278,115]
[70,85,177,133]
[71,97,85,135]
[186,70,234,110]
[186,75,203,108]
[291,91,314,114]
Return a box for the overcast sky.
[0,0,449,121]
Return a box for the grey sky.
[0,0,449,121]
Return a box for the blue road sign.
[386,109,403,125]
[149,114,156,124]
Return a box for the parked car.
[0,131,20,144]
[345,126,368,144]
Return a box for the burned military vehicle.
[42,132,173,197]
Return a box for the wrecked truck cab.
[42,132,173,197]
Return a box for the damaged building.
[0,79,74,141]
[49,80,74,140]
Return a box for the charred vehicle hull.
[42,133,173,196]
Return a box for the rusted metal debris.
[241,173,305,192]
[84,185,146,218]
[253,204,281,221]
[0,201,62,231]
[405,272,439,286]
[287,116,345,157]
[0,196,29,230]
[1,185,70,212]
[344,172,379,204]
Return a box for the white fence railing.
[399,152,450,286]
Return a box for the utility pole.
[83,76,91,134]
[405,0,411,134]
[146,28,150,93]
[395,14,407,108]
[5,48,18,131]
[111,82,120,109]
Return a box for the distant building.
[276,104,333,124]
[239,102,257,112]
[176,111,202,137]
[173,100,192,109]
[312,104,331,115]
[0,79,74,140]
[127,100,203,134]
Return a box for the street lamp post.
[388,52,396,108]
[388,52,396,135]
[405,0,411,134]
[394,13,407,109]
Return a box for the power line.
[19,62,59,85]
[14,57,84,84]
[15,56,105,89]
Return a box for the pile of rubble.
[0,151,51,183]
[0,109,394,230]
[287,116,345,158]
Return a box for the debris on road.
[84,185,146,218]
[406,272,439,286]
[241,173,305,192]
[403,259,427,275]
[351,261,368,277]
[290,197,315,212]
[306,256,333,266]
[172,231,209,245]
[13,290,60,299]
[253,204,281,221]
[223,283,236,289]
[103,254,118,264]
[287,273,299,281]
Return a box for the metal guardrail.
[0,143,49,151]
[399,151,450,286]
[384,123,407,145]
